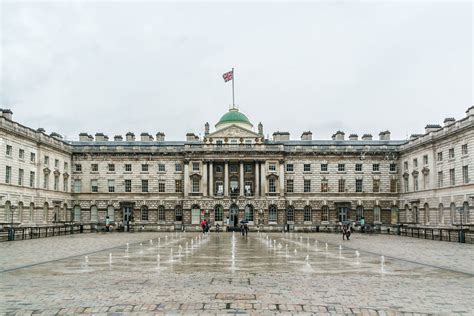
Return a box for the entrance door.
[229,204,239,229]
[338,207,348,222]
[123,207,132,231]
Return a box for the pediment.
[207,124,260,139]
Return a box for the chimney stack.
[126,132,135,142]
[443,118,455,127]
[273,131,290,141]
[362,134,373,141]
[425,124,441,134]
[114,135,123,142]
[156,132,165,142]
[140,133,153,141]
[301,131,312,141]
[333,131,345,141]
[0,109,13,120]
[349,134,358,141]
[379,130,391,140]
[95,133,108,141]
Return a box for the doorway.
[230,204,239,229]
[123,206,132,231]
[338,207,348,223]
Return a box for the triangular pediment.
[207,124,260,139]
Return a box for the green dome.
[216,108,252,126]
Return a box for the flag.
[222,70,233,82]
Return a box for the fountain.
[325,243,328,251]
[294,249,297,255]
[150,239,153,245]
[305,254,309,261]
[126,243,129,251]
[140,243,143,247]
[85,256,89,263]
[165,235,168,240]
[381,255,385,273]
[338,245,342,258]
[109,253,112,264]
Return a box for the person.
[360,217,365,233]
[205,220,209,234]
[105,215,110,232]
[342,225,347,240]
[129,214,135,232]
[216,223,220,234]
[346,225,351,240]
[240,224,244,236]
[201,219,206,234]
[225,217,230,232]
[244,223,249,237]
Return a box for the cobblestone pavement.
[0,232,473,315]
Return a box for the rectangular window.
[54,175,59,191]
[245,140,252,148]
[461,165,469,184]
[43,174,49,189]
[374,207,381,223]
[321,207,329,222]
[192,177,200,192]
[338,179,345,192]
[91,164,98,172]
[191,209,201,224]
[373,179,380,192]
[461,144,468,155]
[192,162,200,171]
[158,181,165,192]
[449,148,454,159]
[216,140,223,147]
[268,178,276,192]
[5,166,11,184]
[125,164,132,172]
[215,165,223,173]
[44,156,49,165]
[6,145,12,156]
[75,164,82,172]
[74,179,81,193]
[449,168,455,186]
[215,181,224,195]
[372,164,380,172]
[355,164,362,172]
[355,179,363,192]
[141,208,148,221]
[303,164,311,172]
[18,169,24,186]
[268,163,276,171]
[304,179,311,192]
[286,179,294,193]
[437,152,443,162]
[389,163,396,172]
[91,179,98,192]
[414,176,418,191]
[142,164,148,172]
[413,159,418,168]
[30,171,35,187]
[269,207,277,222]
[404,177,409,192]
[142,180,148,192]
[158,164,166,172]
[63,178,69,192]
[108,164,115,172]
[321,164,328,172]
[64,162,68,171]
[175,180,183,193]
[108,180,115,192]
[390,179,397,193]
[175,163,182,172]
[244,164,252,173]
[304,207,311,222]
[286,164,294,172]
[423,155,428,165]
[54,159,59,168]
[19,149,24,159]
[229,164,238,173]
[30,152,36,163]
[438,171,443,188]
[321,180,328,192]
[338,164,345,172]
[158,207,165,221]
[125,179,132,192]
[423,174,429,190]
[244,181,253,195]
[404,161,408,170]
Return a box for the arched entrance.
[229,204,239,229]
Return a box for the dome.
[215,108,253,129]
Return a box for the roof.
[216,108,252,127]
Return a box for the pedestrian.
[216,223,220,234]
[360,217,365,233]
[240,224,245,236]
[225,217,230,232]
[346,225,351,240]
[201,219,206,234]
[105,215,110,232]
[205,220,209,234]
[342,225,347,240]
[244,223,249,237]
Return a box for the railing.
[383,225,473,244]
[0,224,84,242]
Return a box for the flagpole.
[232,68,235,108]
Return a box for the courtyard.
[0,232,473,315]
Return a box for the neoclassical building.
[0,106,472,231]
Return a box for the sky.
[1,1,472,141]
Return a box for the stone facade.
[1,106,473,231]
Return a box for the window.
[75,164,82,172]
[215,205,223,222]
[373,179,380,192]
[54,159,59,168]
[423,155,428,165]
[338,164,345,172]
[63,177,69,192]
[286,206,294,222]
[462,144,468,155]
[19,149,24,159]
[175,163,182,172]
[438,171,443,188]
[449,148,454,159]
[141,206,148,221]
[64,162,68,171]
[30,171,35,187]
[412,159,418,168]
[449,168,455,186]
[286,164,294,172]
[304,179,311,192]
[244,164,252,173]
[91,179,98,192]
[6,145,12,156]
[404,161,408,170]
[91,206,98,223]
[191,206,200,224]
[230,139,238,147]
[175,205,183,221]
[108,164,115,172]
[142,180,148,192]
[304,206,312,222]
[423,174,429,190]
[91,164,98,172]
[244,181,253,196]
[303,164,311,172]
[338,179,345,192]
[158,205,165,221]
[43,174,49,189]
[286,179,294,193]
[158,181,165,192]
[158,164,166,172]
[356,179,363,192]
[321,205,329,222]
[30,152,36,163]
[321,179,328,192]
[404,177,409,192]
[125,164,132,172]
[245,140,252,148]
[356,206,364,221]
[268,178,276,193]
[413,176,418,191]
[269,163,276,171]
[245,205,254,221]
[321,164,328,172]
[269,205,277,222]
[215,165,223,173]
[372,164,380,172]
[192,177,200,192]
[463,166,469,183]
[108,180,115,192]
[390,179,397,193]
[437,152,443,162]
[74,205,81,221]
[54,175,59,191]
[192,162,200,171]
[125,179,132,192]
[215,181,224,195]
[5,166,11,184]
[229,165,238,173]
[374,206,381,223]
[74,179,81,193]
[18,169,24,186]
[44,156,49,165]
[107,205,115,222]
[390,163,396,172]
[175,180,183,193]
[216,140,223,147]
[142,164,148,172]
[355,164,362,172]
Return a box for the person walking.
[205,220,209,234]
[346,225,351,240]
[244,223,249,237]
[342,225,347,240]
[225,216,230,232]
[105,216,110,232]
[360,217,365,233]
[216,223,220,234]
[201,219,206,234]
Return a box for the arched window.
[304,205,312,222]
[141,206,149,221]
[29,203,34,222]
[286,206,294,222]
[374,206,381,223]
[90,205,98,223]
[413,206,418,224]
[107,205,115,222]
[438,203,444,224]
[43,202,49,222]
[5,201,11,223]
[391,206,399,224]
[214,205,223,222]
[450,203,456,224]
[463,202,470,223]
[18,202,24,222]
[62,203,68,221]
[356,205,364,221]
[191,204,200,224]
[269,204,277,222]
[158,205,165,221]
[321,205,329,222]
[245,204,254,222]
[175,205,183,222]
[74,205,81,222]
[54,204,60,222]
[424,203,430,224]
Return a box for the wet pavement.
[0,232,473,315]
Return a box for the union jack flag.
[222,70,233,82]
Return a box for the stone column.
[224,161,229,197]
[260,162,266,196]
[279,161,285,197]
[239,161,244,196]
[202,161,208,196]
[209,161,214,197]
[255,161,260,197]
[184,161,189,197]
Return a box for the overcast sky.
[1,1,472,141]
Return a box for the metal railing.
[0,224,84,242]
[384,225,473,244]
